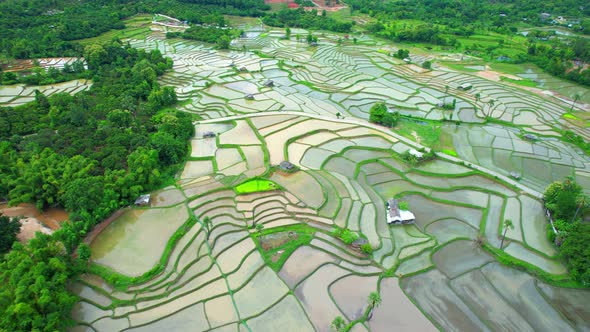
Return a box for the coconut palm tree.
[367,291,382,321]
[571,93,581,112]
[500,219,514,249]
[487,98,495,117]
[203,216,212,240]
[571,194,589,223]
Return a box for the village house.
[134,194,151,206]
[386,199,415,225]
[279,161,295,171]
[457,83,473,91]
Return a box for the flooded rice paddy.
[70,23,590,331]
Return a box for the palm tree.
[500,219,514,249]
[203,216,212,240]
[367,291,382,321]
[571,93,581,112]
[487,98,495,118]
[368,291,381,308]
[330,316,346,332]
[571,194,589,223]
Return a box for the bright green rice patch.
[234,178,280,194]
[252,224,316,271]
[488,62,529,75]
[562,113,580,120]
[441,149,458,157]
[500,76,538,87]
[439,62,482,73]
[395,120,441,148]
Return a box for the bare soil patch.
[0,203,68,242]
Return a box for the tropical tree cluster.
[368,102,400,127]
[169,25,241,49]
[0,214,21,254]
[543,177,590,284]
[262,7,353,33]
[0,234,79,331]
[0,42,193,330]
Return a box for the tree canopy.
[0,214,21,254]
[0,42,193,331]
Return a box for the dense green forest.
[544,178,590,285]
[347,0,590,29]
[167,25,242,49]
[0,41,194,330]
[262,7,354,33]
[351,0,590,86]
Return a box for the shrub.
[361,243,373,255]
[340,229,359,244]
[399,201,409,210]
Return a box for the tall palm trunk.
[500,226,509,249]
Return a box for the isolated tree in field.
[475,93,481,102]
[331,316,346,331]
[444,85,449,104]
[369,102,387,124]
[381,110,400,127]
[367,291,382,321]
[203,216,213,239]
[368,291,381,308]
[500,219,514,249]
[394,49,409,60]
[336,112,342,119]
[421,60,432,69]
[285,26,291,39]
[0,214,21,254]
[571,93,581,111]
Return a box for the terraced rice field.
[0,79,92,107]
[72,115,590,331]
[436,122,590,193]
[70,24,590,331]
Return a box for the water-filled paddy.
[68,19,590,329]
[90,205,189,276]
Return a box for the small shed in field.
[135,194,151,206]
[458,83,473,91]
[386,199,415,225]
